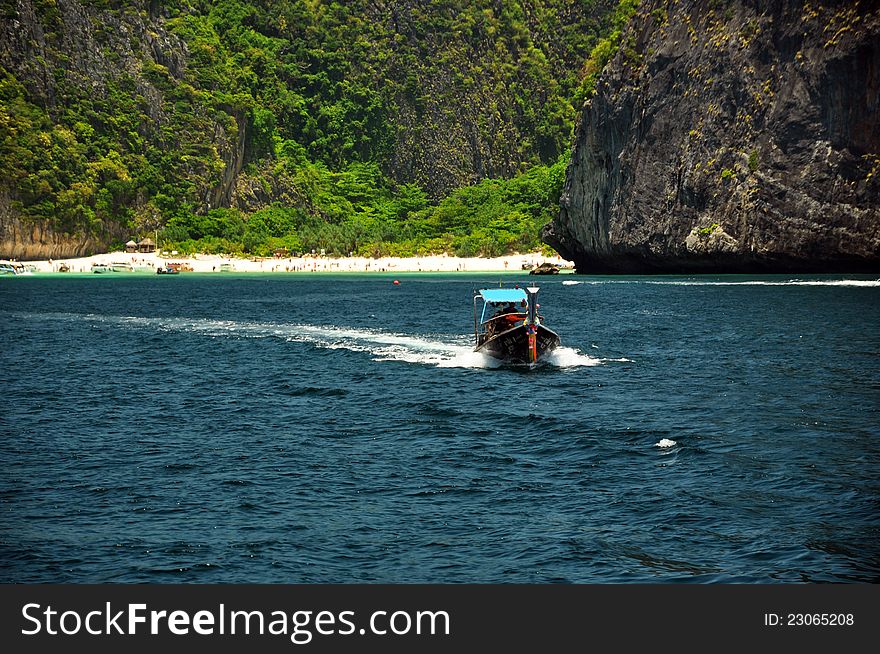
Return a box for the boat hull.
[475,323,560,365]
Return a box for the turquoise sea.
[1,272,878,582]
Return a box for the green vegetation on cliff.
[0,0,624,257]
[166,154,567,257]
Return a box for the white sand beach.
[22,250,574,274]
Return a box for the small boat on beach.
[473,286,560,365]
[156,266,179,275]
[0,260,26,275]
[110,262,135,273]
[91,263,112,273]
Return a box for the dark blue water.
[1,273,878,583]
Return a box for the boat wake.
[19,312,609,369]
[551,279,880,287]
[544,347,604,367]
[644,279,880,287]
[437,346,602,369]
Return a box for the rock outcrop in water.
[544,0,880,273]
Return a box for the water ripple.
[1,274,878,583]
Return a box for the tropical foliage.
[0,0,634,256]
[166,155,567,257]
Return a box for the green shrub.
[748,149,759,172]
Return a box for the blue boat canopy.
[478,288,528,303]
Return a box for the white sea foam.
[450,278,880,288]
[22,312,622,370]
[655,438,677,448]
[644,279,880,287]
[544,347,602,367]
[436,350,504,368]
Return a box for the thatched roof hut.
[137,237,156,253]
[125,240,138,253]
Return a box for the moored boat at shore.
[473,286,560,365]
[0,260,26,275]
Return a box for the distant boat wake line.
[27,313,606,368]
[560,279,880,287]
[643,279,880,287]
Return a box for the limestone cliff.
[0,198,110,259]
[1,0,612,260]
[545,0,880,273]
[0,0,243,258]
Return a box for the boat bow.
[473,286,560,365]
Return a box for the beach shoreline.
[16,250,574,274]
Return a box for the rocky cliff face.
[0,196,115,259]
[1,0,611,259]
[0,0,242,259]
[545,0,880,273]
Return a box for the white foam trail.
[655,438,677,448]
[536,279,879,287]
[124,316,473,365]
[544,346,602,367]
[19,312,619,370]
[436,350,504,369]
[770,279,880,287]
[644,279,880,287]
[561,280,582,286]
[117,315,546,368]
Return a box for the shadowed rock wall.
[545,0,880,273]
